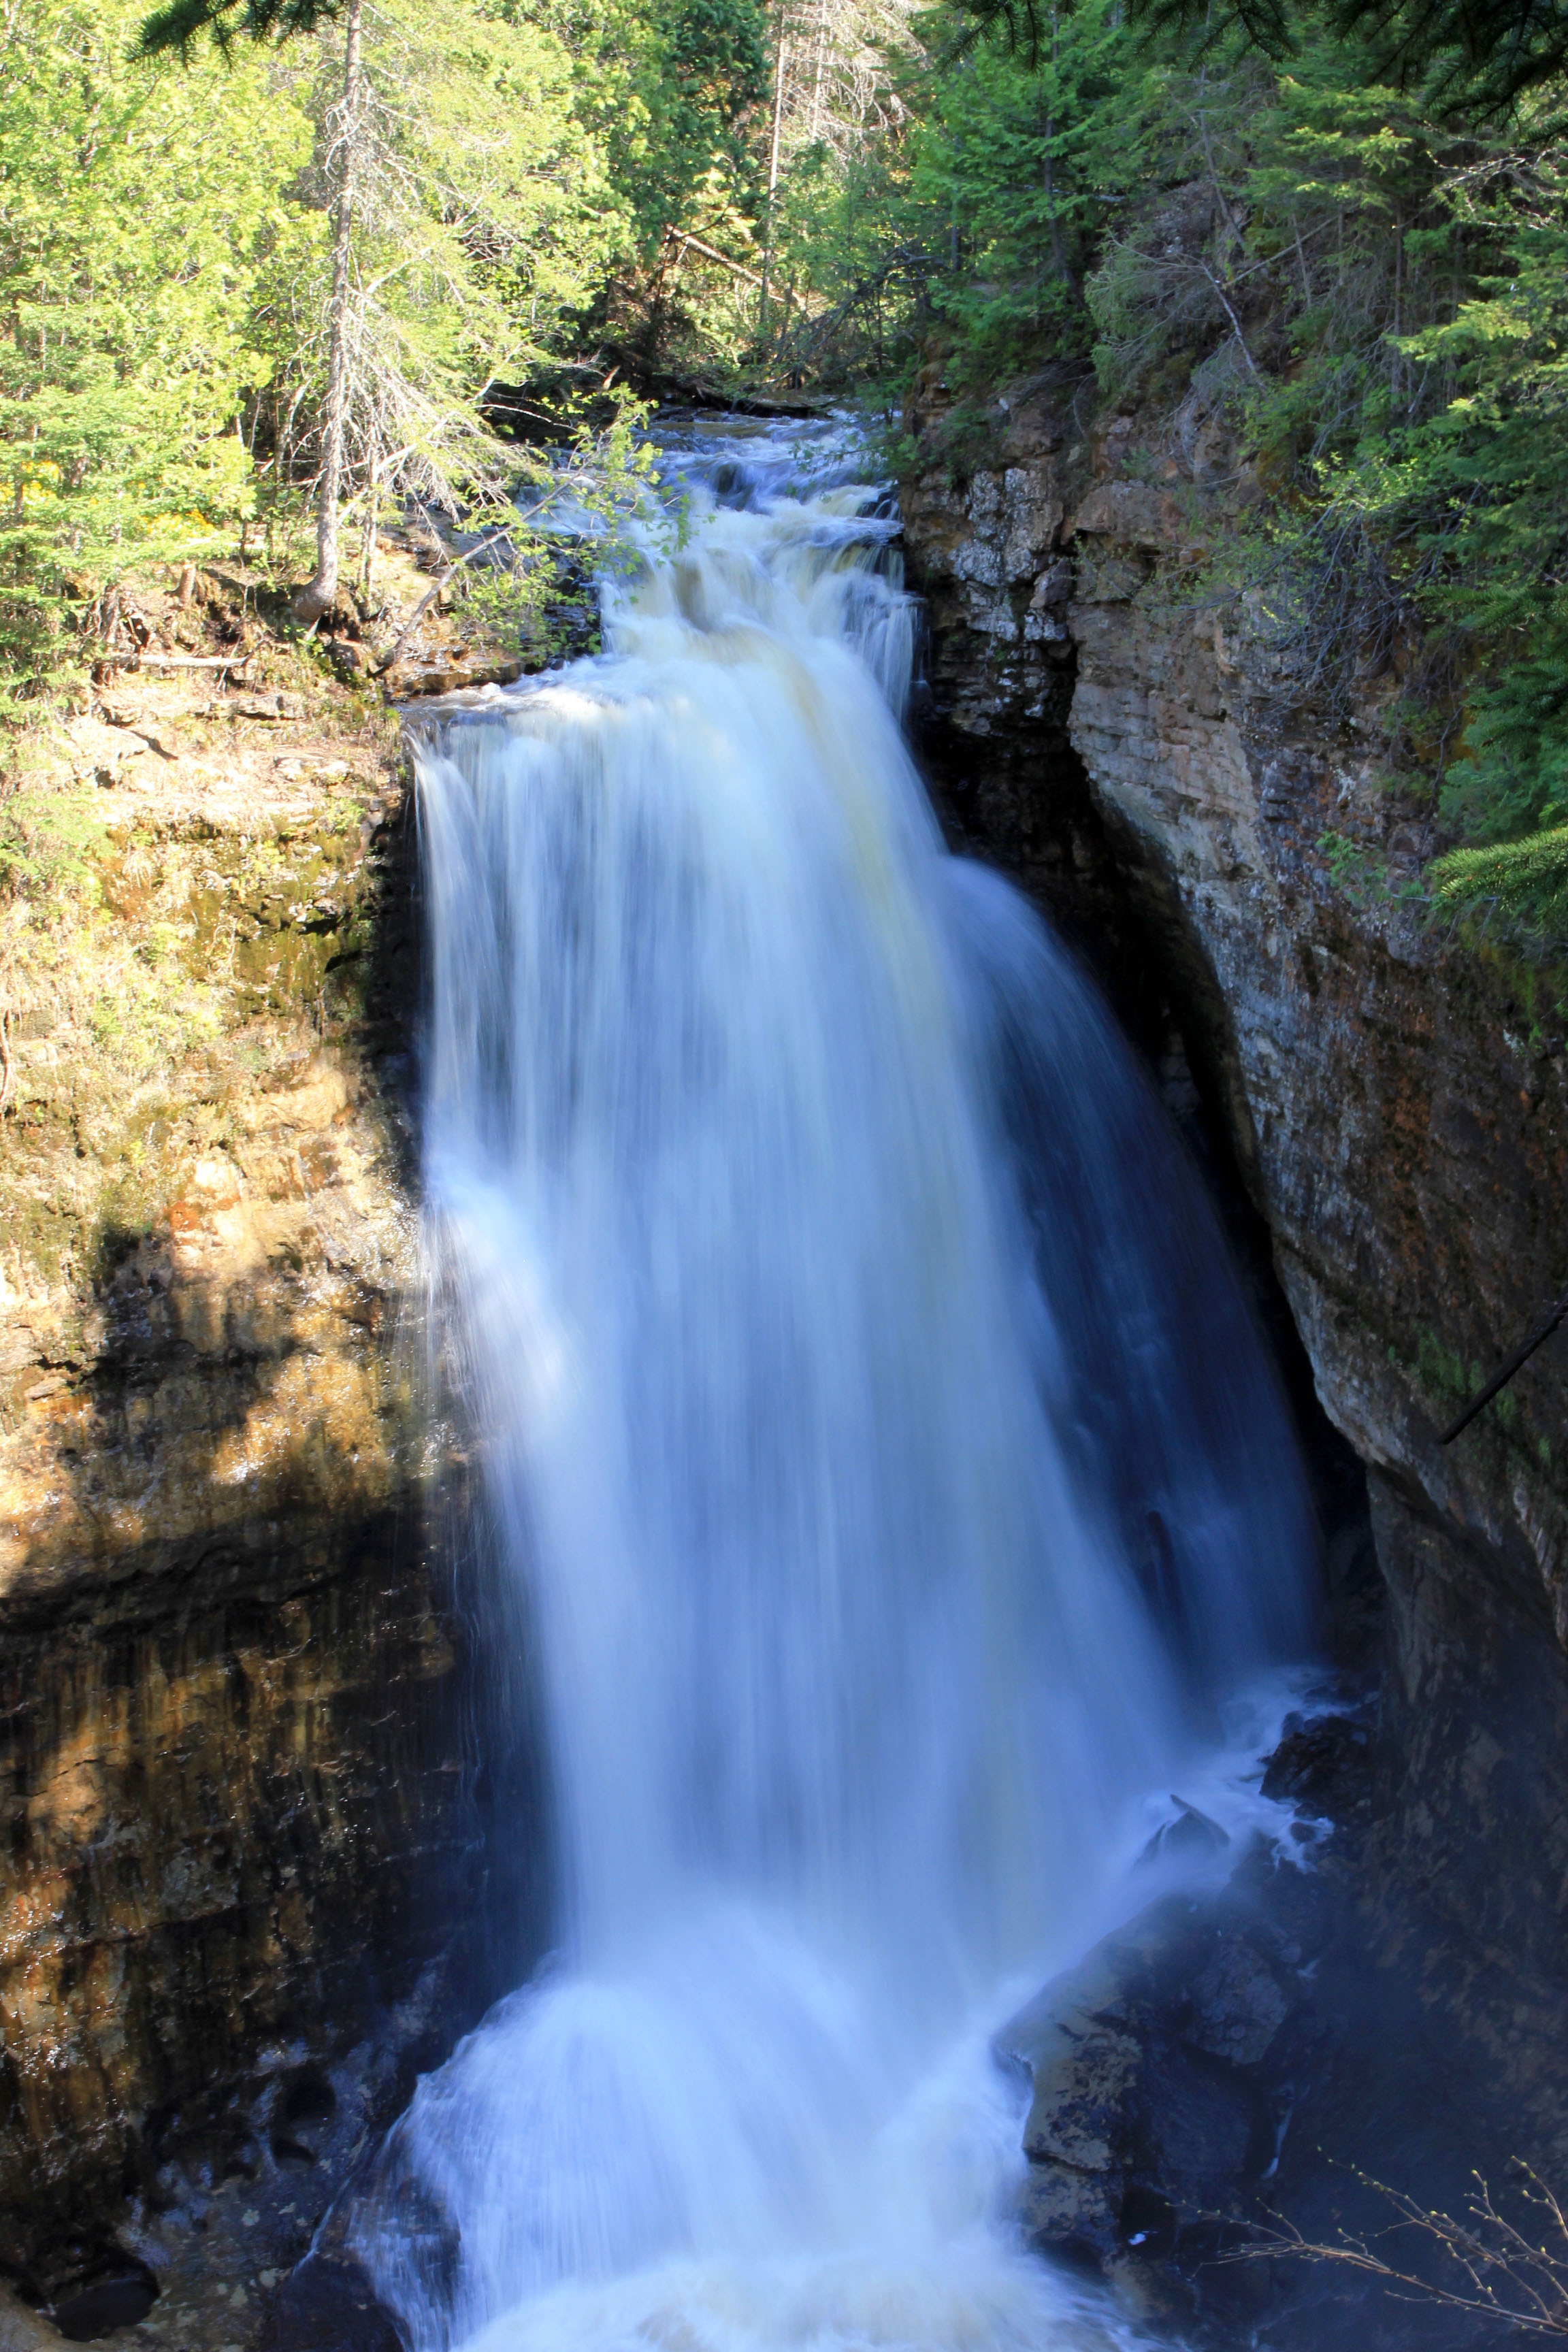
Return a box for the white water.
[354,416,1315,2352]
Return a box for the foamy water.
[349,414,1316,2352]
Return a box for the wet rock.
[1004,1892,1305,2292]
[1009,1932,1155,2261]
[1024,2018,1142,2174]
[0,765,545,2294]
[1262,1710,1372,1814]
[267,2068,339,2168]
[1184,1938,1289,2066]
[1138,2039,1256,2196]
[1117,2183,1178,2260]
[998,1788,1558,2349]
[0,2287,61,2352]
[1019,2161,1120,2254]
[47,2262,157,2342]
[1141,1795,1230,1864]
[262,2250,402,2352]
[386,655,526,699]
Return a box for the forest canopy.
[1,0,1566,928]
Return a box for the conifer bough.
[139,0,361,625]
[137,0,340,56]
[949,0,1568,104]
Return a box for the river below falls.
[343,410,1322,2352]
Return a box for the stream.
[348,414,1318,2352]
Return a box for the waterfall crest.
[353,416,1313,2352]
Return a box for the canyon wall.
[6,414,1566,2317]
[0,696,542,2301]
[903,372,1568,2134]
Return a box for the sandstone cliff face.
[0,704,541,2307]
[903,377,1568,2112]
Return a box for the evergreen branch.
[938,0,1568,97]
[1430,823,1568,932]
[136,0,341,61]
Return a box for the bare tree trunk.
[295,0,363,625]
[1041,9,1082,306]
[359,447,380,603]
[808,0,827,142]
[759,8,787,332]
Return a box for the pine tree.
[0,0,314,704]
[940,0,1568,104]
[138,0,361,620]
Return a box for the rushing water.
[353,414,1316,2352]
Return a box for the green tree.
[911,0,1155,372]
[938,0,1568,110]
[0,0,312,703]
[244,0,627,591]
[137,0,628,617]
[138,0,370,618]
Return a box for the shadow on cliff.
[914,683,1383,1673]
[0,777,555,2303]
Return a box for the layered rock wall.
[903,376,1568,2110]
[0,721,540,2289]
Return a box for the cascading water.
[353,415,1316,2352]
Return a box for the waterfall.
[352,416,1314,2352]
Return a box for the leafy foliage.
[416,388,664,662]
[1207,80,1568,887]
[0,0,312,704]
[884,0,1568,934]
[1,0,918,700]
[137,0,338,56]
[0,0,640,705]
[9,0,1568,982]
[241,0,627,520]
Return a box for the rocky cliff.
[0,658,542,2330]
[903,371,1568,2140]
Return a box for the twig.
[0,1009,12,1119]
[1199,262,1262,380]
[795,246,943,357]
[1216,2162,1568,2336]
[1417,706,1463,858]
[660,225,764,288]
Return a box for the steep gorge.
[3,395,1567,2347]
[902,366,1568,2127]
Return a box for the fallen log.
[122,651,254,670]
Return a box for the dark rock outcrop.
[902,373,1568,2143]
[1006,1707,1512,2349]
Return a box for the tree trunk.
[808,0,826,142]
[758,9,787,331]
[1041,12,1082,306]
[295,0,363,625]
[359,448,380,604]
